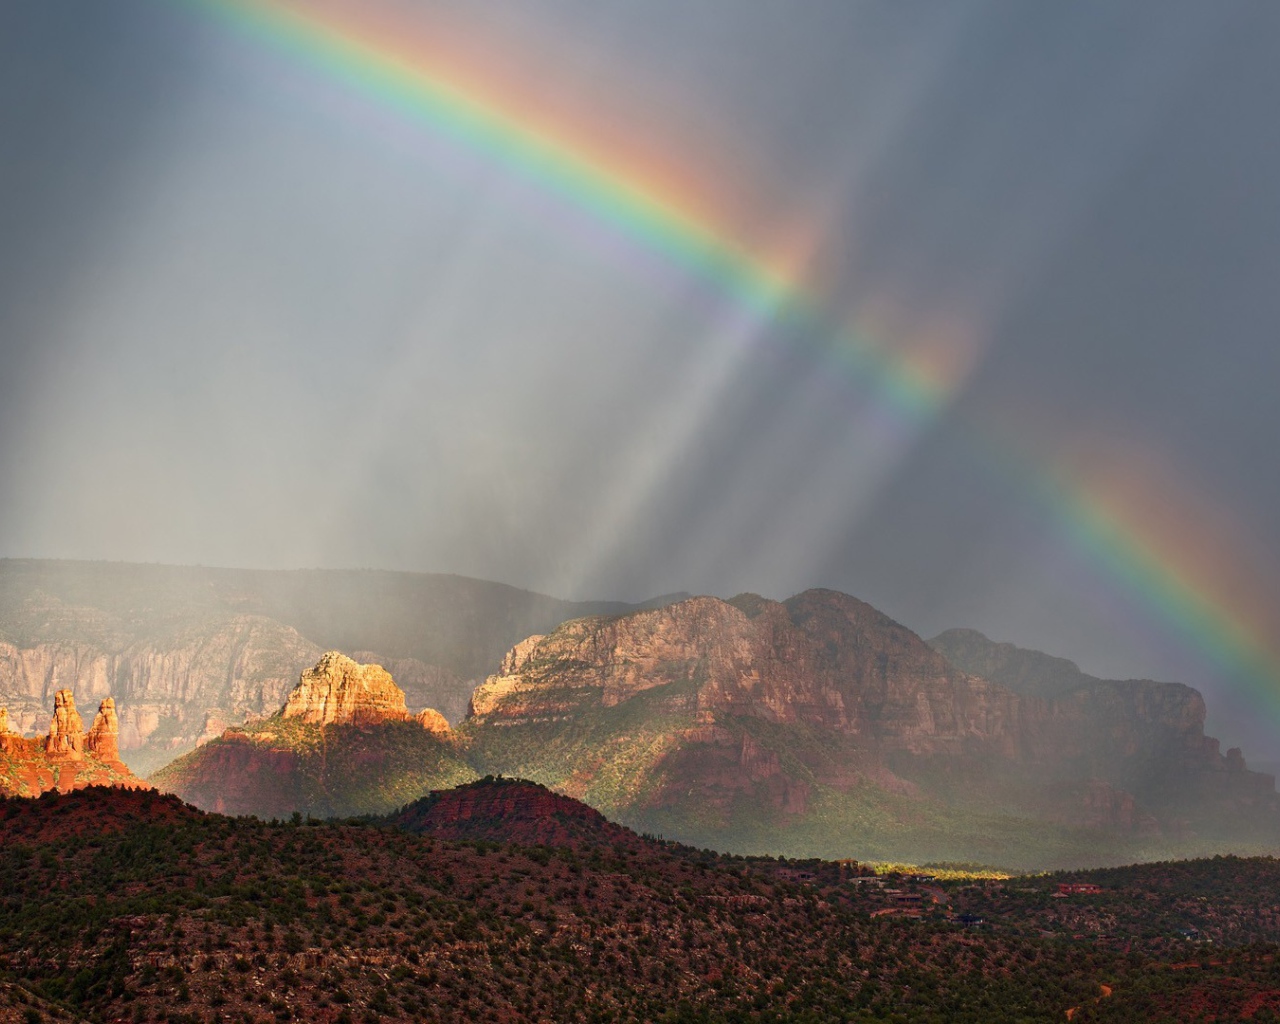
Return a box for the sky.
[1,1,1279,759]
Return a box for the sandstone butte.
[0,690,148,797]
[152,652,463,819]
[279,651,453,731]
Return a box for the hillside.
[152,652,476,817]
[0,559,661,772]
[5,785,1280,1023]
[391,776,642,849]
[155,594,1279,867]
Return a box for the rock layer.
[470,591,1021,755]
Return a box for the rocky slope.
[0,559,660,772]
[0,689,147,796]
[153,653,472,817]
[462,591,1280,866]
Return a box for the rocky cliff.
[0,611,326,774]
[931,628,1276,804]
[469,590,1022,754]
[0,690,145,796]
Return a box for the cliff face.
[0,607,480,774]
[0,613,326,773]
[0,690,145,797]
[931,628,1274,800]
[465,592,1278,863]
[282,652,409,726]
[470,591,1021,756]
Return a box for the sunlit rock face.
[282,652,410,726]
[152,655,474,819]
[470,591,1018,755]
[45,689,85,760]
[0,692,146,797]
[0,616,325,771]
[415,707,451,734]
[87,697,121,762]
[463,590,1279,864]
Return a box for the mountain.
[0,559,662,773]
[153,592,1279,867]
[462,591,1279,867]
[0,689,146,796]
[931,627,1128,699]
[929,627,1275,808]
[152,652,476,817]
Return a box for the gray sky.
[2,1,1279,757]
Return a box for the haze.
[1,1,1278,759]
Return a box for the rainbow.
[186,0,964,422]
[1031,455,1280,705]
[188,0,1280,705]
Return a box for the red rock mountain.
[470,591,1020,753]
[148,593,1277,868]
[464,591,1279,866]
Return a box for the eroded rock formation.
[0,692,146,797]
[152,654,472,817]
[470,591,1021,755]
[87,697,121,762]
[282,652,411,725]
[45,690,85,760]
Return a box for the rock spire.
[45,690,85,760]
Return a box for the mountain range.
[149,588,1277,868]
[0,559,675,773]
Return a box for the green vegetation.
[152,718,478,818]
[4,787,1280,1023]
